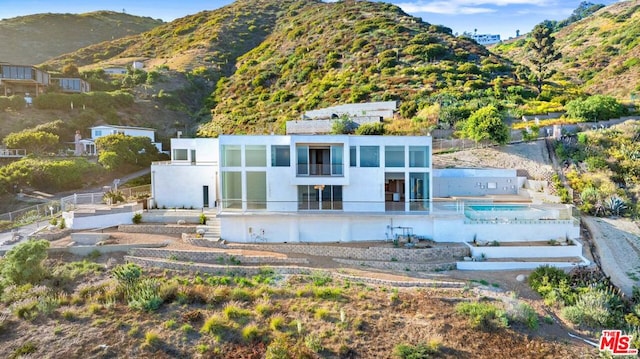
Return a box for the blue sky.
[0,0,622,40]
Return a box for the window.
[245,145,266,167]
[360,146,379,167]
[298,185,343,210]
[94,130,102,137]
[409,172,429,211]
[173,149,188,161]
[222,145,241,167]
[246,172,266,209]
[296,145,309,175]
[331,145,343,175]
[271,145,290,167]
[350,146,356,167]
[385,146,404,167]
[221,171,242,209]
[409,146,429,167]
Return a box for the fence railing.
[0,184,152,231]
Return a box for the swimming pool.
[467,204,530,212]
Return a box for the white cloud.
[397,2,494,14]
[395,0,557,15]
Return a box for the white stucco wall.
[151,164,217,209]
[64,210,141,230]
[219,213,434,243]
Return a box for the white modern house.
[151,134,580,244]
[80,125,163,155]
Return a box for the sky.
[0,0,623,40]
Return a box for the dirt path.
[582,216,640,296]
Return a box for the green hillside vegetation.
[43,0,305,73]
[556,120,640,217]
[492,1,640,99]
[199,0,521,136]
[0,11,163,65]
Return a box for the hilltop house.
[0,63,89,96]
[151,134,579,244]
[79,125,162,155]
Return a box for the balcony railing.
[296,164,343,176]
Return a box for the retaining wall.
[333,258,456,272]
[128,248,308,265]
[118,224,197,234]
[235,243,469,262]
[48,243,167,256]
[126,256,465,288]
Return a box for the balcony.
[297,163,343,177]
[296,145,343,177]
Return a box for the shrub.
[455,301,509,329]
[355,122,385,135]
[199,213,207,225]
[394,342,440,358]
[528,265,569,293]
[1,240,49,285]
[132,213,142,224]
[241,323,262,342]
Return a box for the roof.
[90,125,156,132]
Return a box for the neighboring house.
[52,78,91,93]
[0,63,50,96]
[103,67,128,75]
[0,62,90,96]
[151,134,579,243]
[81,125,162,155]
[287,101,396,134]
[464,32,501,45]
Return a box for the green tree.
[527,24,561,94]
[565,95,626,122]
[460,105,510,145]
[95,134,160,170]
[0,239,49,285]
[3,130,59,155]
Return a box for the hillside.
[43,0,307,73]
[491,1,640,99]
[37,0,519,137]
[0,11,163,65]
[201,0,517,135]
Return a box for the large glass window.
[360,146,379,167]
[297,145,309,175]
[385,146,404,167]
[409,172,429,211]
[271,145,290,167]
[245,145,266,167]
[222,145,241,167]
[221,171,242,209]
[298,185,342,210]
[409,146,429,167]
[350,146,356,167]
[246,172,266,209]
[331,145,343,175]
[173,149,188,161]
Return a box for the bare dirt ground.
[582,216,640,296]
[433,141,555,180]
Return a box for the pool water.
[467,204,529,211]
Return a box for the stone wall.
[125,256,464,288]
[118,224,197,234]
[333,258,456,272]
[234,243,469,262]
[128,248,308,265]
